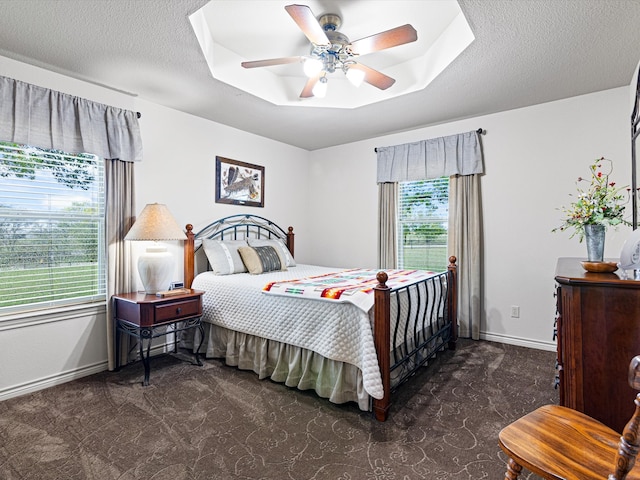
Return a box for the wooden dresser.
[555,257,640,433]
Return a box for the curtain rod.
[136,112,141,119]
[374,128,485,153]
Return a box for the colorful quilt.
[263,268,435,312]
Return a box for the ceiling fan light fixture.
[303,57,323,77]
[345,67,365,87]
[236,4,420,101]
[312,76,328,98]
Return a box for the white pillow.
[202,239,248,275]
[247,238,296,267]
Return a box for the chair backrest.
[610,355,640,480]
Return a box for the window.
[398,176,449,271]
[0,142,105,312]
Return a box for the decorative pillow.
[202,239,248,275]
[238,245,287,274]
[247,238,296,267]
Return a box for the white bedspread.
[191,264,385,399]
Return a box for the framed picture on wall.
[215,156,265,208]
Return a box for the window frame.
[0,142,106,315]
[397,176,450,271]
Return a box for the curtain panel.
[377,182,398,269]
[448,174,482,340]
[376,130,483,183]
[0,75,142,162]
[105,160,136,370]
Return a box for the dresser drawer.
[154,298,202,323]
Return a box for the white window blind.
[398,176,449,271]
[0,142,106,313]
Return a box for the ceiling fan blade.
[348,24,418,56]
[300,74,320,98]
[241,57,302,68]
[285,4,330,46]
[349,63,396,90]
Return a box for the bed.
[182,214,457,421]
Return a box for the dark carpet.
[0,339,557,479]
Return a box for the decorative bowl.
[580,261,618,273]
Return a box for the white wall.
[0,53,633,399]
[307,87,632,350]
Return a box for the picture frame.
[215,156,265,208]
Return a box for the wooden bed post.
[286,226,295,258]
[448,256,458,350]
[372,271,391,421]
[184,224,195,288]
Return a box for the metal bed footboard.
[372,256,457,421]
[388,270,452,393]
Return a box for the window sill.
[0,301,107,330]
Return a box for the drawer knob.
[176,307,182,314]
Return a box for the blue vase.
[584,224,605,262]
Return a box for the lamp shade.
[124,203,187,241]
[346,67,365,87]
[312,77,328,98]
[303,57,323,77]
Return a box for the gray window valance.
[0,75,142,162]
[376,130,483,183]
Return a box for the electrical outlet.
[510,305,520,318]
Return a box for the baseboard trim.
[0,343,175,402]
[480,331,556,352]
[0,361,108,402]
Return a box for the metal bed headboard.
[184,214,294,286]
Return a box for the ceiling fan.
[240,4,418,99]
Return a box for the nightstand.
[112,289,205,385]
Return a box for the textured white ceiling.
[0,0,639,150]
[190,1,474,108]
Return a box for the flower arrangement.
[553,157,630,241]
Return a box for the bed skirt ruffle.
[181,323,370,411]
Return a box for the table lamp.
[124,203,187,294]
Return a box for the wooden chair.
[498,355,640,480]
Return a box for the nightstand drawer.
[113,290,204,327]
[155,298,201,323]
